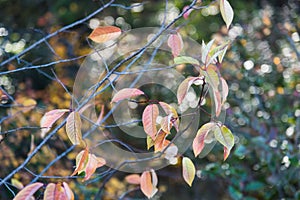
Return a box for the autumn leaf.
[62,182,74,200]
[168,32,183,57]
[160,116,172,133]
[220,0,234,29]
[53,182,68,200]
[146,135,155,150]
[183,5,194,19]
[220,77,229,105]
[11,178,24,190]
[154,129,168,152]
[13,182,43,200]
[125,174,141,185]
[140,170,158,199]
[159,101,179,131]
[84,153,106,181]
[214,125,234,160]
[40,109,69,138]
[201,39,215,64]
[192,122,216,157]
[71,147,89,176]
[213,89,222,117]
[174,56,200,66]
[142,104,159,139]
[66,111,83,145]
[111,88,144,103]
[182,157,196,186]
[177,76,204,104]
[44,183,56,200]
[88,26,121,43]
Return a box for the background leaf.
[88,26,121,43]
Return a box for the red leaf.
[142,104,159,139]
[177,76,204,104]
[88,26,121,43]
[183,6,193,19]
[192,122,216,157]
[13,182,43,200]
[125,174,141,185]
[40,109,69,138]
[111,88,144,103]
[168,33,183,57]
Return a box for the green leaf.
[228,186,243,200]
[214,125,234,159]
[182,157,196,186]
[174,56,200,66]
[245,181,265,191]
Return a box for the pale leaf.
[213,89,222,117]
[111,88,144,103]
[201,39,215,64]
[220,77,229,105]
[71,147,89,176]
[40,109,69,138]
[11,178,24,190]
[62,182,75,200]
[182,157,196,186]
[88,26,121,43]
[125,174,141,185]
[66,111,83,145]
[168,33,183,57]
[43,183,56,200]
[174,56,200,66]
[142,104,159,139]
[205,65,219,90]
[193,122,216,157]
[213,125,234,153]
[159,102,179,131]
[13,182,43,200]
[220,0,234,29]
[177,76,204,104]
[84,154,106,181]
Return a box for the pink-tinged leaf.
[54,182,68,200]
[111,88,144,103]
[160,116,172,134]
[44,183,56,200]
[142,104,159,139]
[140,171,158,199]
[96,105,105,124]
[213,90,222,117]
[88,26,121,43]
[224,146,230,161]
[182,157,196,187]
[40,109,69,138]
[168,33,183,57]
[84,154,106,181]
[140,171,153,199]
[66,111,83,145]
[125,174,141,185]
[159,102,179,131]
[193,122,216,157]
[213,125,234,157]
[220,77,229,105]
[13,182,43,200]
[62,182,74,200]
[71,148,89,176]
[177,76,204,104]
[220,0,234,29]
[183,6,193,19]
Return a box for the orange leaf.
[71,147,89,176]
[224,146,230,161]
[177,76,204,104]
[159,102,179,131]
[182,157,196,186]
[40,109,69,138]
[142,104,159,139]
[168,33,183,57]
[13,182,43,200]
[88,26,121,43]
[66,111,83,145]
[140,171,158,199]
[125,174,141,185]
[192,122,216,157]
[154,130,168,152]
[111,88,144,103]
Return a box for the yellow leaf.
[182,157,196,186]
